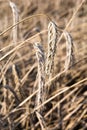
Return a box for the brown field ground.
[0,0,87,130]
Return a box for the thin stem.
[0,13,51,36]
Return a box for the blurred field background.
[0,0,87,130]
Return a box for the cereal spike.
[9,1,19,44]
[64,31,75,71]
[34,42,46,108]
[46,21,58,76]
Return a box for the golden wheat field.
[0,0,87,130]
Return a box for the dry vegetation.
[0,0,87,130]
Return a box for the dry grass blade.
[77,109,87,122]
[0,52,17,85]
[9,1,19,44]
[34,87,78,128]
[4,74,87,119]
[4,85,20,104]
[46,21,58,77]
[34,42,46,109]
[0,30,47,61]
[64,31,75,71]
[21,64,37,86]
[45,87,78,117]
[35,77,87,111]
[0,14,51,36]
[64,100,87,121]
[3,76,87,124]
[36,111,48,130]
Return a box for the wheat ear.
[64,31,75,71]
[9,1,19,45]
[46,21,59,77]
[34,42,45,108]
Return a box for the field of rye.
[0,0,87,130]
